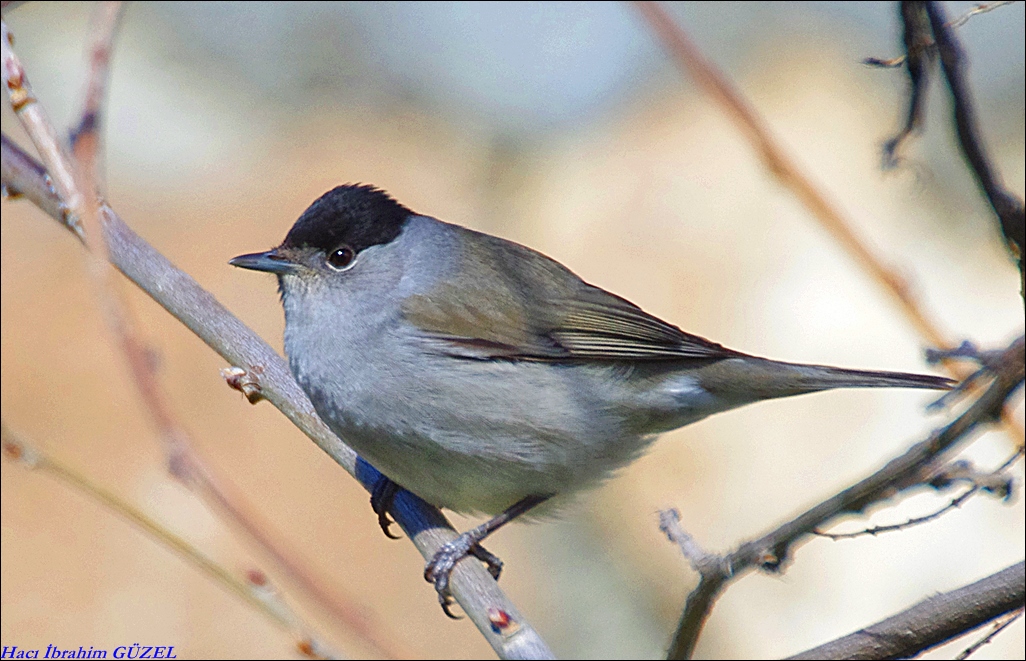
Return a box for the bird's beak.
[229,249,298,275]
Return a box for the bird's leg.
[369,473,403,539]
[425,493,552,618]
[467,543,503,580]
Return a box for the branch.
[1,137,553,659]
[881,1,934,167]
[863,1,1017,68]
[955,608,1024,660]
[630,1,1024,447]
[814,450,1021,539]
[948,1,1017,29]
[4,11,408,658]
[1,422,340,660]
[925,0,1026,298]
[13,140,551,659]
[787,561,1025,660]
[1,18,84,239]
[632,1,948,350]
[664,336,1024,659]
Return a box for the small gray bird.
[231,184,952,613]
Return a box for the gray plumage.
[231,185,953,517]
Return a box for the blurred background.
[2,1,1023,658]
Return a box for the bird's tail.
[787,363,956,391]
[694,356,956,403]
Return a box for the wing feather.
[401,229,736,362]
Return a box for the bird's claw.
[424,536,503,619]
[470,543,504,580]
[377,510,401,539]
[370,476,402,539]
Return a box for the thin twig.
[1,18,84,238]
[632,1,947,349]
[631,0,1025,445]
[864,55,908,68]
[0,135,552,659]
[663,337,1024,659]
[659,509,723,574]
[813,486,974,540]
[787,562,1025,660]
[814,449,1021,540]
[1,422,340,660]
[862,2,1017,70]
[882,1,934,168]
[72,0,123,190]
[948,1,1016,30]
[954,607,1024,660]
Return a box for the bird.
[230,184,953,614]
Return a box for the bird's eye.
[326,245,356,271]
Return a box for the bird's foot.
[369,475,403,539]
[424,535,503,619]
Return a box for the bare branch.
[863,55,908,68]
[664,337,1024,659]
[864,0,1017,68]
[814,450,1021,540]
[630,1,1024,447]
[882,1,934,168]
[1,17,84,238]
[955,607,1024,660]
[787,561,1025,660]
[1,422,341,660]
[1,133,73,232]
[632,1,947,350]
[659,509,723,574]
[1,131,553,659]
[4,12,416,659]
[71,0,123,189]
[871,0,1016,154]
[926,0,1026,297]
[635,3,1024,655]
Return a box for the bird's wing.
[401,232,737,362]
[549,287,736,360]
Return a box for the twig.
[786,561,1025,660]
[632,1,947,350]
[631,0,1025,444]
[814,487,980,539]
[659,509,723,574]
[1,422,340,660]
[877,1,1025,294]
[71,0,122,189]
[926,0,1026,297]
[3,12,411,660]
[954,607,1024,660]
[863,55,908,68]
[1,135,552,659]
[1,18,84,239]
[663,336,1024,659]
[882,1,934,168]
[814,449,1021,540]
[862,3,1016,70]
[948,1,1016,29]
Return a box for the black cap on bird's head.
[230,184,415,274]
[282,184,414,253]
